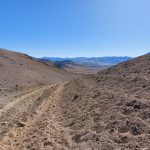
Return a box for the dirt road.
[0,82,77,150]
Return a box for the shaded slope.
[0,49,75,89]
[55,60,106,74]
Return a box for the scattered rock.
[80,132,96,142]
[73,94,78,101]
[118,126,129,133]
[126,100,141,109]
[2,122,7,125]
[140,111,150,120]
[17,121,26,127]
[44,141,52,146]
[131,126,141,135]
[72,134,82,143]
[114,136,128,144]
[68,121,75,127]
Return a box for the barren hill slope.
[57,54,150,149]
[0,49,75,89]
[0,54,150,150]
[99,54,150,78]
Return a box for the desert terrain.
[0,49,150,150]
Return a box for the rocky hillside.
[100,54,150,78]
[0,49,75,89]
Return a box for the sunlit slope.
[0,49,75,88]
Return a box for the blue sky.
[0,0,150,57]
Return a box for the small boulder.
[73,94,78,101]
[2,122,7,126]
[17,121,26,127]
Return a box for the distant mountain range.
[40,56,132,67]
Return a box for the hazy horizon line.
[1,47,149,58]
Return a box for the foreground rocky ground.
[0,54,150,150]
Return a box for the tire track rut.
[0,82,74,150]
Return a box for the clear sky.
[0,0,150,57]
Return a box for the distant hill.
[55,60,75,68]
[40,56,132,74]
[41,56,132,67]
[53,60,107,74]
